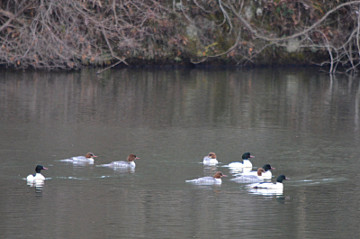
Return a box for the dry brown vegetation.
[1,0,360,73]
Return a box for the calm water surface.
[0,68,359,239]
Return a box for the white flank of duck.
[248,175,287,190]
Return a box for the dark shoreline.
[0,62,325,73]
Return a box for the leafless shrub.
[1,0,360,73]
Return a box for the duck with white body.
[98,154,140,169]
[27,165,48,185]
[239,164,274,180]
[226,152,255,173]
[186,171,227,185]
[60,152,98,165]
[247,174,287,190]
[202,152,218,166]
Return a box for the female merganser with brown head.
[240,164,275,180]
[186,171,227,185]
[231,167,269,183]
[61,152,97,164]
[202,152,218,166]
[98,154,140,169]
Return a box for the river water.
[0,67,359,238]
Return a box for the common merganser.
[248,175,287,190]
[226,152,255,172]
[26,165,48,184]
[186,171,227,185]
[61,152,97,164]
[231,167,270,183]
[240,164,274,180]
[202,152,218,165]
[98,154,139,169]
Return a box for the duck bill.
[43,167,48,170]
[136,157,140,160]
[250,155,255,158]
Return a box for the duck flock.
[26,151,287,194]
[189,152,287,192]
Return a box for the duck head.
[257,168,265,176]
[263,164,274,171]
[127,154,140,162]
[242,152,255,159]
[213,171,227,178]
[85,152,97,159]
[208,152,217,159]
[35,165,48,173]
[276,175,287,183]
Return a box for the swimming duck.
[202,152,218,165]
[27,165,48,184]
[226,152,254,172]
[231,167,270,183]
[61,152,97,164]
[185,171,227,185]
[248,175,287,190]
[240,164,274,180]
[98,154,139,169]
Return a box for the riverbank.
[0,1,358,73]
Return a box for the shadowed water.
[0,68,359,238]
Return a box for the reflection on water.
[97,165,136,174]
[1,68,360,238]
[59,159,95,166]
[202,165,219,176]
[26,180,45,190]
[247,188,284,196]
[1,69,359,133]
